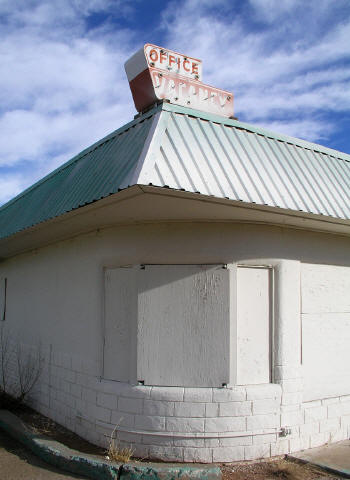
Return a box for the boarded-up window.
[137,265,230,387]
[103,267,137,382]
[103,264,230,387]
[236,266,271,385]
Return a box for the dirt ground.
[12,407,343,480]
[0,428,88,480]
[221,459,342,479]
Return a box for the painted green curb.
[0,410,222,480]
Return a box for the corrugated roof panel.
[1,102,350,244]
[147,107,350,220]
[0,113,155,240]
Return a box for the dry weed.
[106,425,134,463]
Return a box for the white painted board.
[236,267,271,385]
[301,263,350,400]
[137,265,230,387]
[302,312,350,400]
[103,267,137,382]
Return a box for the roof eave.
[1,185,350,260]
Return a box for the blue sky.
[1,0,350,205]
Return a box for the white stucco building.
[1,101,350,462]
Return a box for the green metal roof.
[0,106,157,240]
[1,101,350,242]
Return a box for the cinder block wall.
[1,222,350,462]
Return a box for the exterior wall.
[301,263,350,401]
[1,222,350,462]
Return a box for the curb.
[0,410,221,480]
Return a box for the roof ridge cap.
[161,103,350,162]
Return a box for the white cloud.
[1,0,350,206]
[0,0,138,204]
[161,0,350,141]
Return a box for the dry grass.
[106,425,134,463]
[221,458,340,480]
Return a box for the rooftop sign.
[125,43,234,118]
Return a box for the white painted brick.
[246,384,281,400]
[118,397,143,414]
[150,387,184,402]
[310,431,329,448]
[205,417,245,433]
[341,414,350,428]
[303,400,322,409]
[281,410,303,427]
[86,403,111,423]
[206,438,220,447]
[342,401,350,415]
[219,436,252,447]
[183,388,212,403]
[183,447,213,463]
[135,415,166,431]
[144,400,175,417]
[212,388,246,402]
[320,418,340,433]
[252,433,277,445]
[110,412,135,428]
[143,434,174,446]
[53,351,71,369]
[244,443,270,460]
[253,399,280,415]
[219,401,252,417]
[271,439,289,456]
[120,385,152,400]
[97,392,117,410]
[274,365,301,381]
[173,438,205,448]
[289,435,310,453]
[174,402,206,418]
[304,406,327,423]
[212,446,244,462]
[281,404,300,413]
[62,368,76,383]
[247,414,280,430]
[205,403,219,417]
[132,444,149,459]
[70,383,82,399]
[76,373,92,388]
[340,395,350,403]
[280,378,303,393]
[329,428,348,443]
[281,392,302,406]
[322,397,340,406]
[81,387,97,404]
[59,379,72,394]
[327,403,343,418]
[148,446,183,462]
[299,422,319,436]
[117,431,142,444]
[95,422,113,437]
[166,417,204,433]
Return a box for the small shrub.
[0,324,44,410]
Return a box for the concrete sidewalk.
[288,440,350,478]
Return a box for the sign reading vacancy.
[125,43,234,118]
